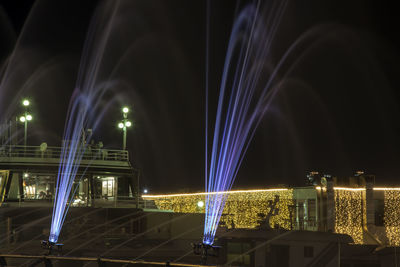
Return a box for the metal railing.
[0,145,129,162]
[0,254,213,267]
[2,196,158,210]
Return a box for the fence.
[0,145,129,162]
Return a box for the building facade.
[143,174,400,247]
[0,144,138,208]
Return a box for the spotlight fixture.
[41,240,63,255]
[192,242,221,264]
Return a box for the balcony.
[0,145,131,170]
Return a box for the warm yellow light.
[147,188,294,230]
[142,188,288,198]
[374,188,400,191]
[384,190,400,246]
[197,200,204,208]
[334,187,365,191]
[22,99,30,106]
[334,189,364,244]
[143,186,400,246]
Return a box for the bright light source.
[143,189,148,194]
[118,122,124,129]
[24,173,29,178]
[26,114,32,121]
[20,116,26,122]
[122,107,129,113]
[125,121,132,127]
[197,200,204,208]
[22,99,30,106]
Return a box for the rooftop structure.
[143,174,400,247]
[2,152,399,249]
[0,144,137,208]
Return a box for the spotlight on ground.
[41,240,63,255]
[191,242,221,264]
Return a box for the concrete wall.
[252,239,340,267]
[144,212,203,240]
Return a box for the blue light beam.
[49,2,121,243]
[204,0,288,245]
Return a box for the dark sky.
[0,0,399,192]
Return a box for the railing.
[2,195,158,210]
[0,254,213,267]
[0,145,129,162]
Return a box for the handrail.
[0,254,216,267]
[0,145,128,162]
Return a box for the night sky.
[0,0,399,192]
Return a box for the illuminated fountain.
[48,2,122,245]
[203,0,288,246]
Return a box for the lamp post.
[118,106,132,150]
[20,99,32,149]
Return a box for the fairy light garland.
[146,189,294,230]
[384,190,400,246]
[146,187,400,245]
[334,189,364,244]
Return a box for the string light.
[374,188,400,191]
[146,187,400,245]
[334,187,365,191]
[143,188,288,198]
[334,189,364,244]
[384,190,400,246]
[146,189,294,230]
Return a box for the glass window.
[308,199,316,226]
[101,177,115,198]
[22,174,54,200]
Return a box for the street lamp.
[23,99,30,106]
[118,106,132,150]
[20,99,33,148]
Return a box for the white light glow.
[23,99,30,106]
[197,200,205,208]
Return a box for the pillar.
[326,177,335,232]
